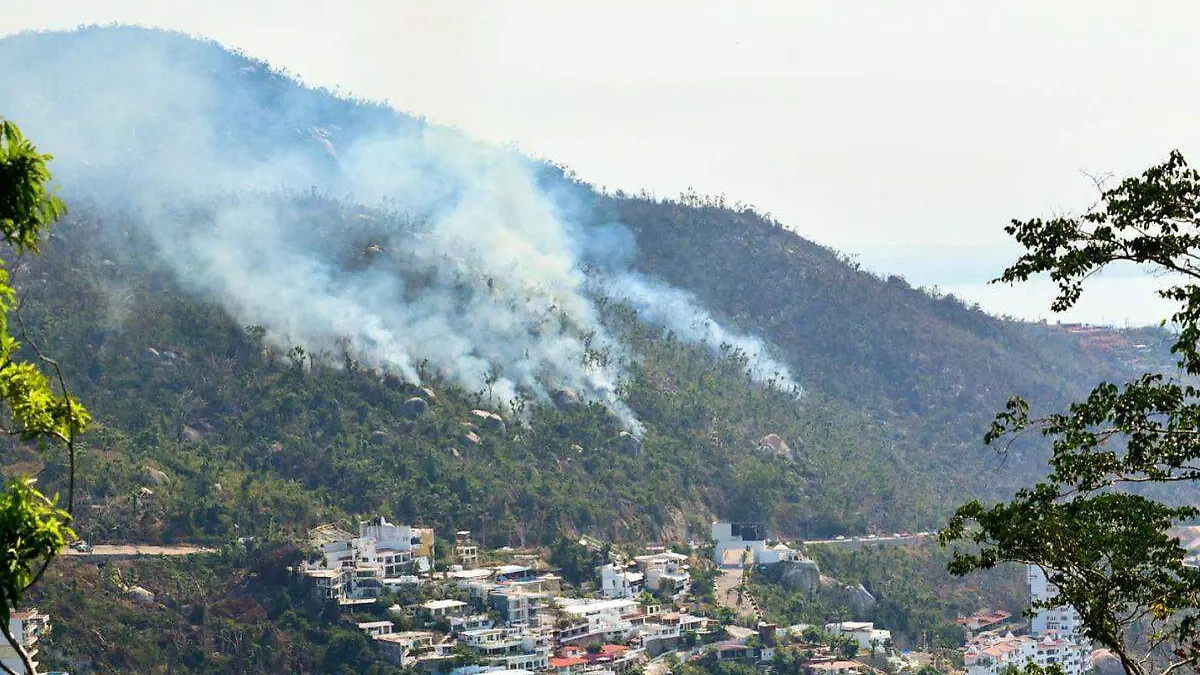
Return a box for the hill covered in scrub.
[0,25,1159,550]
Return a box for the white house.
[458,628,550,671]
[599,564,645,599]
[423,598,469,620]
[757,542,800,565]
[633,552,691,597]
[640,612,710,640]
[556,598,640,629]
[712,522,800,567]
[302,518,435,603]
[357,620,395,638]
[824,621,892,650]
[555,598,641,644]
[450,614,495,634]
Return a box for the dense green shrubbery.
[29,540,406,674]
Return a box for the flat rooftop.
[423,599,468,609]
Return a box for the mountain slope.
[0,25,1152,548]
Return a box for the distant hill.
[0,25,1164,550]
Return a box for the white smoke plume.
[0,26,798,433]
[595,273,801,395]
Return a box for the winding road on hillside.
[803,531,933,546]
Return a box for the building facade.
[598,564,644,599]
[302,517,435,603]
[2,609,50,675]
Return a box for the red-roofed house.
[549,656,588,675]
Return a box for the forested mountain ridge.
[0,25,1160,550]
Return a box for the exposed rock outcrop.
[143,466,169,486]
[470,409,506,432]
[617,431,642,455]
[776,559,876,615]
[127,586,155,604]
[758,433,795,461]
[551,388,581,409]
[401,397,429,418]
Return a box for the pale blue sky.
[6,1,1200,325]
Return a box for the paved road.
[804,532,933,546]
[62,544,215,559]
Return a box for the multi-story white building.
[1033,634,1087,674]
[2,609,50,675]
[458,627,551,671]
[712,522,767,567]
[633,552,691,597]
[302,518,435,603]
[712,522,801,567]
[455,531,479,569]
[598,564,644,599]
[1028,566,1085,640]
[555,598,641,645]
[1028,565,1090,669]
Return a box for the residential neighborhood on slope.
[285,517,995,675]
[961,566,1092,675]
[289,516,1118,675]
[10,514,1107,675]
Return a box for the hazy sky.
[6,1,1200,325]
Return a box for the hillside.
[0,24,1181,675]
[0,25,1156,548]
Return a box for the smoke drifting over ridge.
[0,26,799,432]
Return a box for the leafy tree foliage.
[0,119,90,675]
[942,152,1200,675]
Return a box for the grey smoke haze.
[0,27,799,431]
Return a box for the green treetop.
[942,151,1200,675]
[0,119,91,675]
